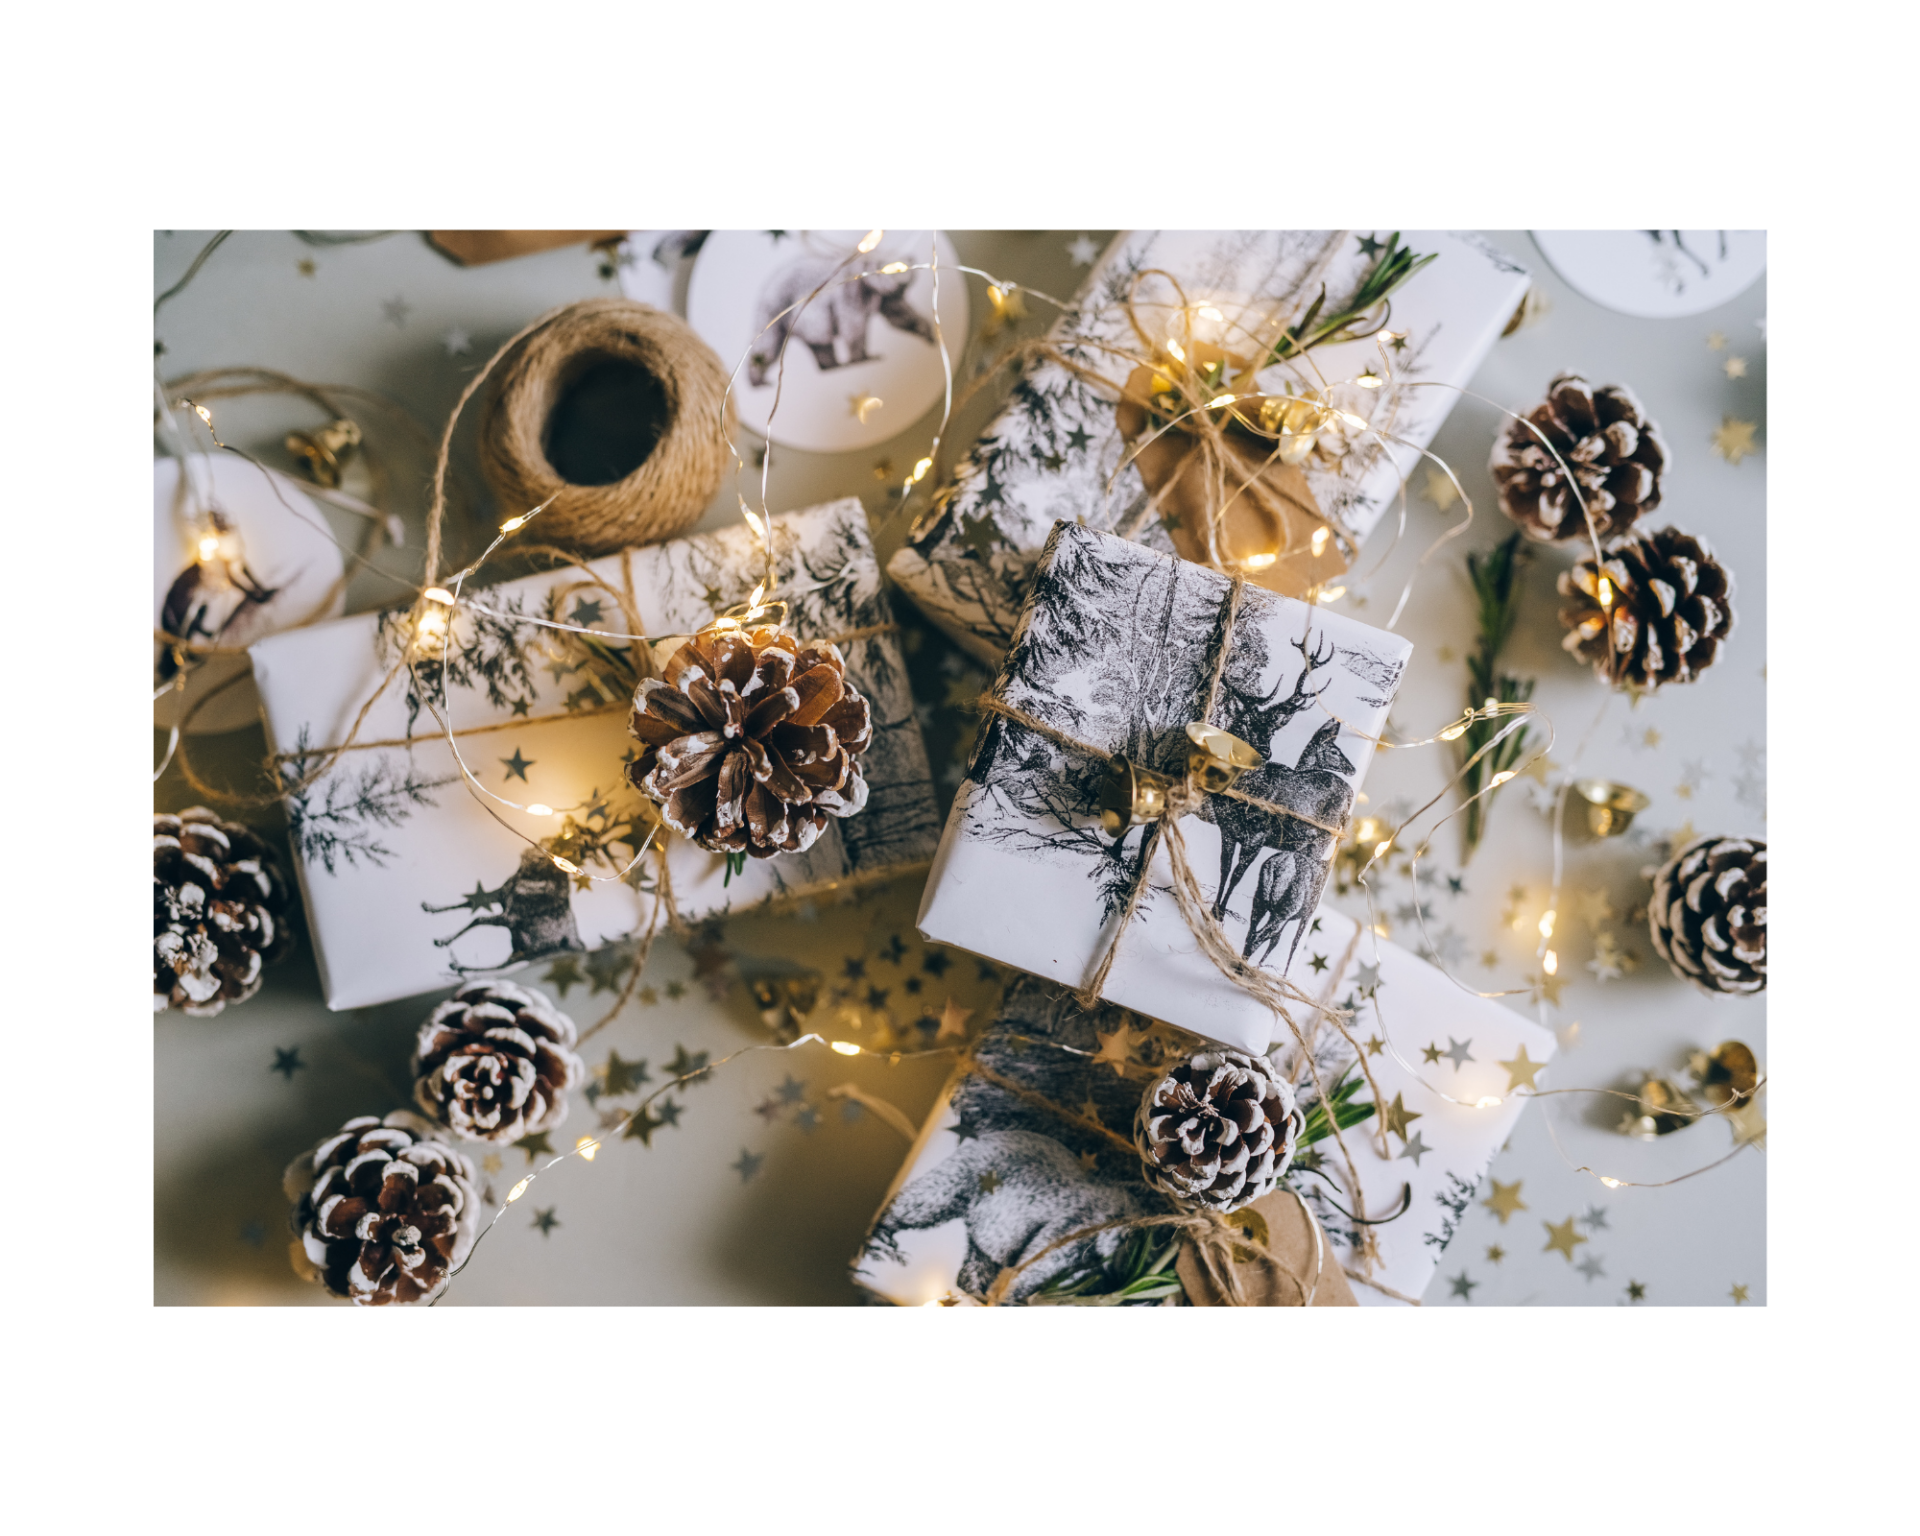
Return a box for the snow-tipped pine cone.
[154,807,295,1016]
[1557,526,1734,690]
[411,980,583,1144]
[1491,374,1668,542]
[1649,836,1767,995]
[283,1111,479,1306]
[627,625,871,858]
[1134,1051,1305,1212]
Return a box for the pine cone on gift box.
[283,1111,479,1306]
[1557,526,1734,690]
[1491,374,1668,542]
[411,980,584,1144]
[154,807,294,1016]
[1649,836,1767,995]
[627,625,871,858]
[1135,1051,1305,1212]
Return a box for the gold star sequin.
[1379,1092,1423,1140]
[297,257,317,277]
[1724,355,1748,379]
[1543,1215,1588,1261]
[1642,727,1662,749]
[1094,1022,1143,1075]
[1486,1244,1506,1264]
[1480,950,1500,969]
[1422,1042,1444,1064]
[1482,1179,1527,1224]
[1528,972,1566,1007]
[1577,888,1616,928]
[1364,1034,1386,1057]
[1712,416,1760,465]
[1627,1280,1647,1301]
[1421,466,1460,512]
[1077,1150,1098,1172]
[936,998,973,1042]
[1499,1045,1545,1092]
[1730,1283,1750,1304]
[1705,331,1727,351]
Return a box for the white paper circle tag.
[155,453,346,735]
[1531,230,1766,318]
[687,230,969,452]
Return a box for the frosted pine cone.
[1491,374,1668,542]
[154,807,294,1016]
[1558,526,1734,690]
[1134,1051,1305,1212]
[283,1111,479,1306]
[411,980,583,1144]
[627,625,871,858]
[1649,836,1767,995]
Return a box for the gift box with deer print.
[888,229,1530,663]
[855,911,1556,1306]
[249,498,940,1011]
[917,518,1413,1057]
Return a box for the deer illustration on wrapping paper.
[747,257,936,388]
[422,847,586,974]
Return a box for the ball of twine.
[477,298,733,556]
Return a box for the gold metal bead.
[1185,721,1263,795]
[1616,1074,1699,1139]
[284,417,363,489]
[1573,777,1651,839]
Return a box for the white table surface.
[153,229,1766,1306]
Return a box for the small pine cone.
[283,1111,479,1306]
[1649,836,1767,995]
[1557,526,1734,690]
[411,980,584,1144]
[1134,1051,1304,1212]
[627,625,872,858]
[1491,374,1668,542]
[154,807,295,1016]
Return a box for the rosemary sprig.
[1030,1224,1184,1306]
[1267,232,1438,365]
[1459,532,1535,857]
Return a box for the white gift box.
[250,498,940,1010]
[917,519,1413,1057]
[855,908,1556,1307]
[889,230,1530,662]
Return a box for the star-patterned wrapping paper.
[888,230,1530,663]
[856,907,1554,1307]
[153,231,1764,1306]
[249,498,940,1010]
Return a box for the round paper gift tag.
[155,453,346,735]
[687,230,969,452]
[1531,230,1766,318]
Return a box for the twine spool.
[477,298,733,556]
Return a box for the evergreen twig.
[1459,532,1535,857]
[1266,233,1438,365]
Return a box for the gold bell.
[1573,778,1651,840]
[1616,1074,1700,1139]
[1689,1040,1760,1109]
[1185,721,1263,794]
[1097,757,1174,836]
[285,417,363,489]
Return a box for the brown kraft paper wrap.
[1174,1189,1358,1307]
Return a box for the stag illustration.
[747,256,935,387]
[422,846,585,973]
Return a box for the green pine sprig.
[1266,233,1438,365]
[1298,1065,1378,1146]
[1459,532,1535,857]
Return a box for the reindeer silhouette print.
[747,257,935,387]
[422,846,586,973]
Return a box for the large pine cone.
[1134,1051,1305,1212]
[1649,836,1767,995]
[1557,526,1734,690]
[627,625,871,857]
[283,1111,479,1306]
[154,807,295,1016]
[1491,374,1668,542]
[411,980,584,1144]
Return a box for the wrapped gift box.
[917,518,1413,1056]
[889,229,1530,662]
[250,498,940,1010]
[855,908,1556,1307]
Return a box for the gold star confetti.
[1436,645,1457,663]
[1481,950,1500,970]
[1482,1179,1527,1224]
[1528,972,1567,1007]
[977,1170,1002,1194]
[936,997,974,1042]
[297,258,316,277]
[849,393,884,423]
[1364,1034,1386,1057]
[1077,1150,1098,1172]
[1712,416,1759,465]
[1730,1283,1750,1304]
[1078,1096,1104,1126]
[1486,1244,1506,1264]
[1094,1022,1143,1075]
[1379,1092,1423,1140]
[1642,727,1662,749]
[871,458,894,481]
[1543,1215,1588,1261]
[1577,888,1616,928]
[1499,1045,1545,1092]
[1421,465,1460,512]
[1627,1280,1647,1301]
[1502,886,1530,930]
[1724,355,1748,379]
[981,282,1028,337]
[481,1153,503,1175]
[1705,331,1727,351]
[1422,1042,1444,1064]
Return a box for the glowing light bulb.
[831,1040,861,1056]
[1206,393,1236,409]
[1438,722,1468,741]
[1378,329,1401,345]
[197,534,221,562]
[193,403,213,426]
[1240,552,1278,570]
[507,1178,531,1202]
[575,1136,599,1162]
[911,457,933,482]
[1483,696,1498,712]
[742,508,766,541]
[527,804,554,817]
[1197,305,1224,322]
[1538,910,1556,939]
[1166,339,1186,363]
[1490,770,1516,787]
[1314,585,1347,602]
[1599,1176,1623,1188]
[422,587,455,605]
[1356,370,1383,390]
[1338,410,1369,430]
[1543,949,1559,975]
[1475,1096,1503,1108]
[879,261,908,275]
[749,581,766,609]
[500,515,528,533]
[1373,839,1393,859]
[857,229,883,253]
[1595,575,1615,607]
[551,855,579,873]
[1310,526,1331,557]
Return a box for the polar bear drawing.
[747,255,935,387]
[866,1128,1151,1302]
